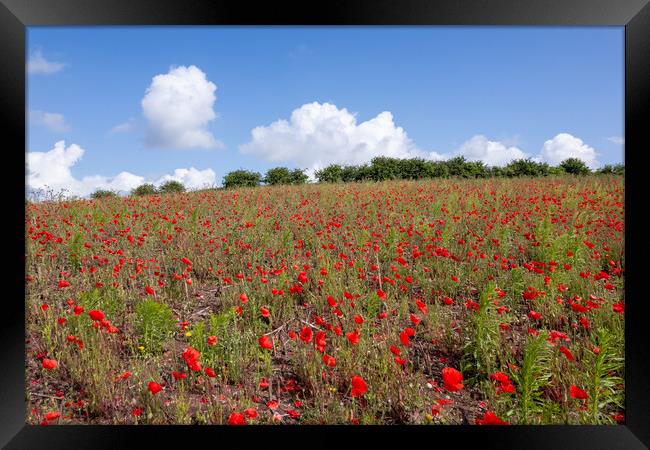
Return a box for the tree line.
[92,156,624,198]
[216,157,623,189]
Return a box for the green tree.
[158,180,186,194]
[369,156,401,181]
[315,164,343,183]
[427,161,450,178]
[223,170,262,189]
[504,158,550,177]
[486,166,506,177]
[445,156,472,178]
[264,167,293,185]
[597,164,624,175]
[131,183,157,196]
[340,165,360,182]
[559,158,591,175]
[90,189,117,199]
[444,157,488,178]
[289,169,309,184]
[398,158,431,180]
[264,167,308,185]
[354,164,374,181]
[466,160,487,178]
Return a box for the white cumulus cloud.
[29,110,71,133]
[26,141,216,199]
[240,102,439,173]
[538,133,599,168]
[27,49,66,75]
[27,141,84,191]
[454,135,527,166]
[142,65,221,149]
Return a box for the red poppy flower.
[528,310,542,320]
[260,306,270,318]
[227,412,246,425]
[207,335,217,346]
[44,411,61,421]
[58,280,70,289]
[570,385,589,399]
[172,371,187,380]
[490,371,510,384]
[399,331,410,347]
[240,293,248,303]
[115,371,132,381]
[182,346,202,371]
[88,310,105,321]
[549,330,570,342]
[299,326,313,343]
[377,289,386,300]
[351,375,368,397]
[297,271,308,284]
[346,329,360,345]
[42,359,58,370]
[559,346,574,361]
[567,300,586,312]
[441,367,464,392]
[476,411,509,425]
[322,354,336,367]
[245,408,258,419]
[315,331,326,353]
[258,335,273,350]
[145,286,155,296]
[205,367,216,378]
[148,381,162,394]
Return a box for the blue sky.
[26,26,624,196]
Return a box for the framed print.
[2,0,649,448]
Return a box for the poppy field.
[25,175,625,425]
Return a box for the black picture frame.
[2,0,648,448]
